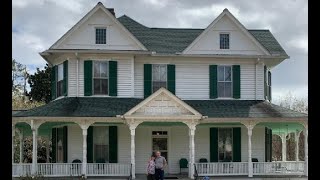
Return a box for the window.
[218,66,232,98]
[93,126,109,162]
[56,127,65,163]
[267,71,271,86]
[220,33,230,49]
[93,61,108,95]
[57,63,64,97]
[96,28,106,44]
[218,128,233,162]
[152,64,167,92]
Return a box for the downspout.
[75,52,79,97]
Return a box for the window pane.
[57,80,63,97]
[160,65,167,81]
[153,81,160,92]
[94,62,100,77]
[96,28,106,44]
[224,82,232,97]
[225,66,231,81]
[58,64,64,81]
[152,138,167,151]
[100,62,108,78]
[153,65,160,81]
[93,126,109,162]
[220,34,229,49]
[94,79,101,94]
[218,128,233,162]
[218,66,224,81]
[101,79,108,95]
[218,82,224,97]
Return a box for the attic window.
[96,28,106,44]
[220,33,230,49]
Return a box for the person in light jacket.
[146,154,156,180]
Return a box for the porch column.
[188,126,196,179]
[281,134,287,161]
[31,125,38,174]
[82,127,88,176]
[304,126,308,176]
[46,136,50,163]
[247,125,254,177]
[19,130,24,163]
[295,131,300,161]
[130,127,136,179]
[12,124,15,164]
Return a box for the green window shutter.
[109,126,118,163]
[209,65,217,99]
[144,64,152,98]
[232,127,241,162]
[51,128,57,163]
[264,65,267,100]
[109,61,118,96]
[210,128,218,162]
[265,128,273,162]
[63,126,68,163]
[84,60,93,96]
[63,60,68,96]
[87,126,93,163]
[167,64,175,94]
[268,71,272,101]
[232,65,241,99]
[51,66,57,100]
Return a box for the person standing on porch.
[154,151,167,180]
[146,154,156,180]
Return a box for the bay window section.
[152,64,167,92]
[57,63,64,97]
[218,128,233,162]
[93,126,109,163]
[218,65,232,98]
[93,61,108,95]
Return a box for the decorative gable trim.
[50,2,147,51]
[182,9,270,55]
[124,87,202,118]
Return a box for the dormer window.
[220,33,229,49]
[96,28,106,44]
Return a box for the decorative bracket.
[75,119,95,130]
[182,119,199,136]
[30,120,45,131]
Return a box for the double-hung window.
[93,126,109,162]
[218,128,233,162]
[218,65,232,98]
[93,61,108,95]
[96,28,106,44]
[56,63,64,97]
[152,64,167,92]
[220,33,230,49]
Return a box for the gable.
[51,4,146,51]
[183,10,269,55]
[124,88,202,117]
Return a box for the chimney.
[107,8,115,17]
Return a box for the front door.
[152,131,168,163]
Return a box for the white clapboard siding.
[134,58,263,100]
[256,63,265,100]
[75,58,133,97]
[195,126,210,163]
[241,126,265,162]
[135,126,152,173]
[118,125,131,164]
[67,125,83,163]
[68,60,77,97]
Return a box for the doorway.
[152,131,168,162]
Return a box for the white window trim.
[95,27,107,45]
[92,60,110,96]
[219,32,230,50]
[152,64,168,93]
[217,65,233,98]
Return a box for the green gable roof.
[117,15,287,56]
[13,97,307,118]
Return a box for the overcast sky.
[12,0,308,103]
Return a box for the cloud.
[12,0,308,98]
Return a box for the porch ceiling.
[259,122,304,134]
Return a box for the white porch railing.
[87,163,131,176]
[253,161,305,175]
[194,162,248,176]
[12,163,32,177]
[37,163,82,177]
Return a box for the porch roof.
[12,97,307,118]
